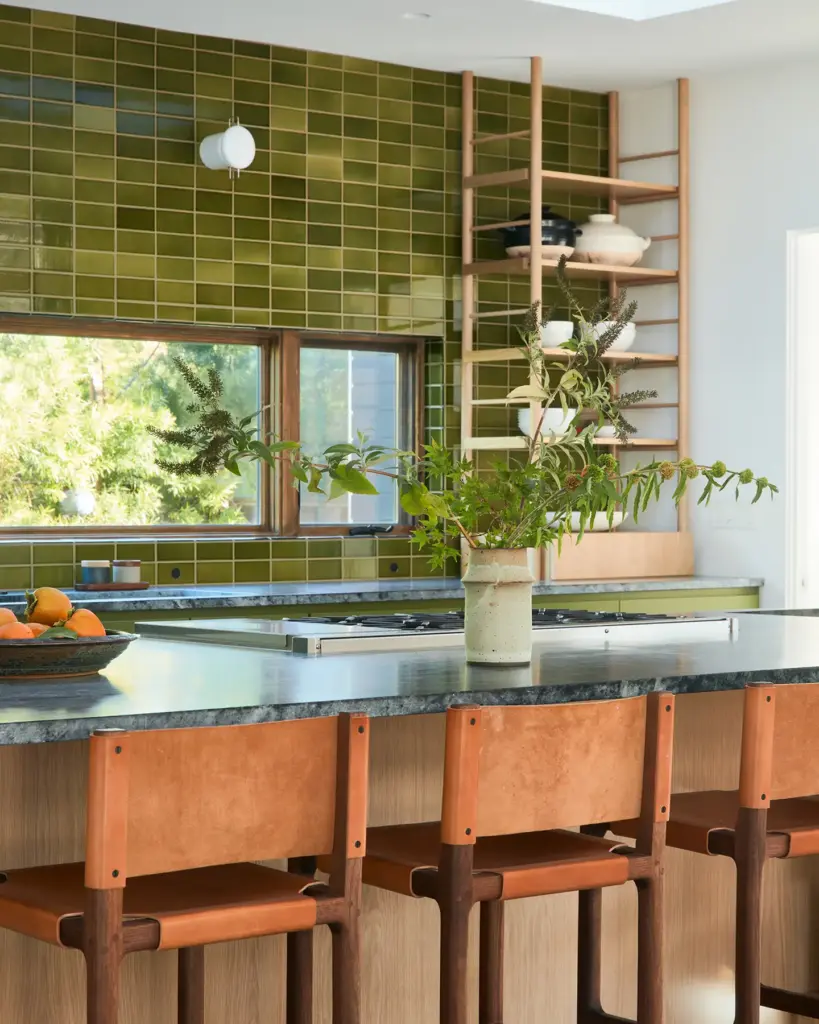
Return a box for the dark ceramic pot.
[500,206,581,254]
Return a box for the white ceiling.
[529,0,739,20]
[8,0,819,89]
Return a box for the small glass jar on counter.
[112,559,141,584]
[81,560,111,585]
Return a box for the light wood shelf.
[464,167,678,202]
[463,256,678,283]
[465,346,678,368]
[466,435,679,452]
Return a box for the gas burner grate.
[297,608,680,631]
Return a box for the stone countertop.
[0,576,763,615]
[0,610,811,746]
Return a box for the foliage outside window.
[0,326,263,531]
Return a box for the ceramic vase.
[573,213,651,267]
[462,548,534,665]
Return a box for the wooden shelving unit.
[460,61,691,580]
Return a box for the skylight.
[528,0,738,20]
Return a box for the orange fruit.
[26,623,49,638]
[0,608,17,626]
[0,622,34,639]
[25,587,73,626]
[62,608,106,638]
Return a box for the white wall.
[688,58,819,606]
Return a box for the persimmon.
[62,608,106,637]
[26,587,73,626]
[26,623,49,638]
[0,608,16,626]
[0,622,34,639]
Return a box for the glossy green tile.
[193,541,232,561]
[308,559,342,581]
[33,543,73,565]
[157,562,195,585]
[379,557,411,579]
[115,542,156,561]
[270,560,307,583]
[267,540,304,559]
[0,543,31,566]
[0,565,31,589]
[307,539,342,559]
[32,564,74,588]
[196,561,234,584]
[154,542,194,562]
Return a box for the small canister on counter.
[81,560,111,585]
[112,559,141,584]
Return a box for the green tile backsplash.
[0,5,608,588]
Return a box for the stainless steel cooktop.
[136,608,737,655]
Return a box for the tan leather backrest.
[770,683,819,801]
[475,700,647,837]
[86,717,348,885]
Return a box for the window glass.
[0,333,261,527]
[298,346,403,526]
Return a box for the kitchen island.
[0,611,814,1023]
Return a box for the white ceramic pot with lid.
[573,214,651,267]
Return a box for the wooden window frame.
[278,331,424,537]
[0,314,278,538]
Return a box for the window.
[0,318,273,534]
[279,333,422,535]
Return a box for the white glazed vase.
[573,213,651,267]
[462,548,534,665]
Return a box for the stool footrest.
[582,1011,635,1024]
[761,984,819,1018]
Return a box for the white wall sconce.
[199,119,256,177]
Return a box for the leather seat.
[615,790,819,858]
[0,861,318,949]
[364,822,631,900]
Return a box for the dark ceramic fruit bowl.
[0,630,138,680]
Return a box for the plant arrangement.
[149,265,776,568]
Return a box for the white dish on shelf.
[596,424,618,438]
[540,320,574,347]
[517,407,577,436]
[506,244,574,260]
[570,510,626,532]
[592,321,636,352]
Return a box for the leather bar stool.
[0,712,369,1024]
[617,682,819,1024]
[362,693,675,1024]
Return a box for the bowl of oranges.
[0,588,137,680]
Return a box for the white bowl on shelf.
[570,510,626,532]
[592,321,636,352]
[540,320,574,347]
[596,424,618,438]
[506,244,575,261]
[517,407,577,436]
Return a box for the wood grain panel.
[0,698,814,1021]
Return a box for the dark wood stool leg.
[438,844,473,1024]
[636,876,663,1024]
[331,859,362,1024]
[479,899,504,1024]
[178,947,205,1024]
[287,857,316,1024]
[85,889,123,1024]
[331,916,361,1024]
[288,930,314,1024]
[577,888,603,1023]
[735,808,766,1024]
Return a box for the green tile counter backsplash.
[0,5,608,585]
[0,536,448,589]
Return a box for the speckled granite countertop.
[0,576,763,615]
[0,610,813,746]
